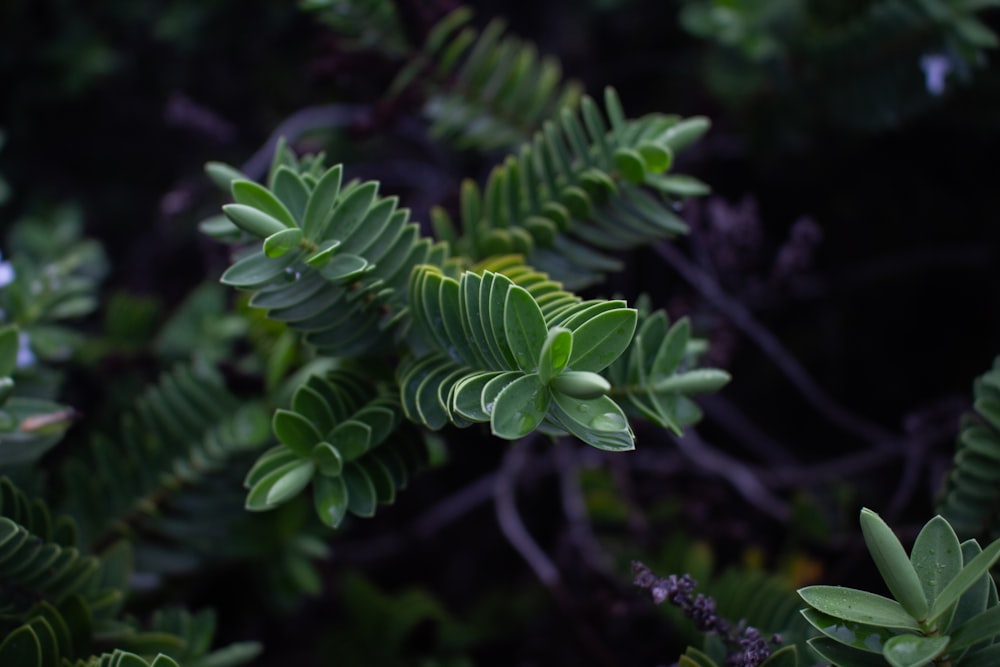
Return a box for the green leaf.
[312,442,343,476]
[330,181,379,240]
[798,586,921,630]
[313,473,349,529]
[951,540,990,631]
[801,608,895,653]
[205,161,245,191]
[246,459,314,510]
[490,373,550,439]
[343,464,377,517]
[928,536,1000,623]
[860,508,929,621]
[273,409,322,458]
[638,142,672,172]
[549,392,634,451]
[232,179,298,228]
[263,228,304,258]
[759,646,797,667]
[549,370,610,400]
[320,253,369,282]
[883,634,948,667]
[568,308,638,372]
[304,238,342,268]
[652,369,731,395]
[265,460,315,507]
[332,420,372,461]
[220,249,297,288]
[538,327,573,384]
[0,625,41,666]
[949,604,1000,651]
[451,371,505,421]
[614,147,646,183]
[222,204,289,238]
[504,286,548,373]
[910,516,961,624]
[302,165,343,239]
[807,637,894,667]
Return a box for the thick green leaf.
[801,608,895,653]
[273,409,322,458]
[798,586,921,630]
[807,637,894,667]
[504,286,548,373]
[331,420,372,461]
[303,165,343,239]
[343,464,377,517]
[549,370,610,400]
[313,474,349,528]
[647,317,691,378]
[860,508,929,620]
[910,515,961,626]
[222,203,288,238]
[614,147,646,183]
[487,273,518,368]
[263,228,304,258]
[231,178,299,227]
[246,459,313,510]
[330,181,379,240]
[244,446,300,489]
[538,327,572,384]
[320,253,369,282]
[0,625,40,666]
[312,442,343,476]
[205,161,245,191]
[265,460,315,507]
[759,646,798,667]
[549,392,634,451]
[949,604,1000,651]
[490,373,550,439]
[272,166,309,223]
[568,308,637,372]
[452,371,505,421]
[951,540,989,631]
[638,142,672,172]
[883,634,948,667]
[220,249,297,288]
[652,369,731,394]
[481,371,522,416]
[928,537,1000,623]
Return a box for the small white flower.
[921,53,952,96]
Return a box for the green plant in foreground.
[799,508,1000,666]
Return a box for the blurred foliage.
[678,0,1000,134]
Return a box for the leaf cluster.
[799,508,1000,666]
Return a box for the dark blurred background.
[2,1,999,665]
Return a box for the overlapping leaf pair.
[205,145,447,358]
[800,509,1000,667]
[402,263,637,451]
[431,87,710,288]
[244,369,429,528]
